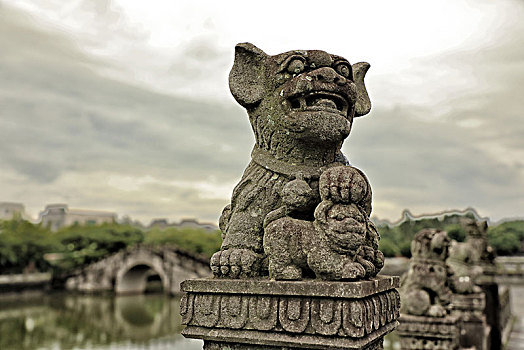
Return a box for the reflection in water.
[384,331,400,350]
[0,293,203,350]
[0,292,404,349]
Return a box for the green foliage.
[377,213,524,258]
[487,220,524,256]
[4,211,522,275]
[0,218,222,274]
[444,224,466,242]
[49,223,144,271]
[144,227,222,257]
[378,237,400,258]
[0,219,57,273]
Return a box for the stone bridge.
[65,245,211,294]
[495,256,524,285]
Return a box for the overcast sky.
[1,0,523,224]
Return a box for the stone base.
[396,314,460,350]
[479,282,501,350]
[180,276,400,350]
[202,338,384,350]
[451,292,490,350]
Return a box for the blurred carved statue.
[400,229,454,317]
[210,43,379,279]
[447,219,495,293]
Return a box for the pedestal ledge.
[180,276,400,350]
[181,275,399,298]
[397,314,460,350]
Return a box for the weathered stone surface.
[396,314,460,350]
[398,222,502,350]
[181,275,398,297]
[397,229,463,349]
[400,229,454,317]
[264,166,384,281]
[210,43,379,280]
[446,219,508,349]
[181,277,399,349]
[451,292,490,350]
[447,219,496,292]
[498,286,513,346]
[180,43,397,350]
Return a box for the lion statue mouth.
[288,91,349,116]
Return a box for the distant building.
[40,204,116,231]
[175,218,218,232]
[371,207,488,228]
[147,217,218,232]
[0,202,27,220]
[149,218,169,229]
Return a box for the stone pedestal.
[498,286,513,347]
[479,281,501,350]
[451,292,490,350]
[396,314,460,350]
[180,276,400,349]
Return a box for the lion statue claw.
[210,248,264,278]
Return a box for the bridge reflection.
[0,293,202,349]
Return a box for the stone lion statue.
[263,166,384,280]
[447,241,484,294]
[210,43,375,278]
[447,218,495,293]
[400,229,454,317]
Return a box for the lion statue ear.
[352,62,371,117]
[229,42,268,108]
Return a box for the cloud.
[0,5,250,222]
[344,26,524,221]
[1,0,523,225]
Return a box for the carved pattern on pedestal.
[397,314,459,350]
[192,294,221,327]
[182,289,400,338]
[247,296,278,331]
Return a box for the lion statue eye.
[287,59,305,74]
[335,63,351,78]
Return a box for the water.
[0,293,203,350]
[0,292,406,350]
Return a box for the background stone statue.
[400,229,454,317]
[447,219,495,293]
[210,42,377,279]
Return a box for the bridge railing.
[499,285,514,345]
[496,256,524,275]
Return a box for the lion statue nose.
[311,67,339,83]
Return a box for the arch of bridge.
[115,250,169,294]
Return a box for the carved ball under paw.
[319,166,369,205]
